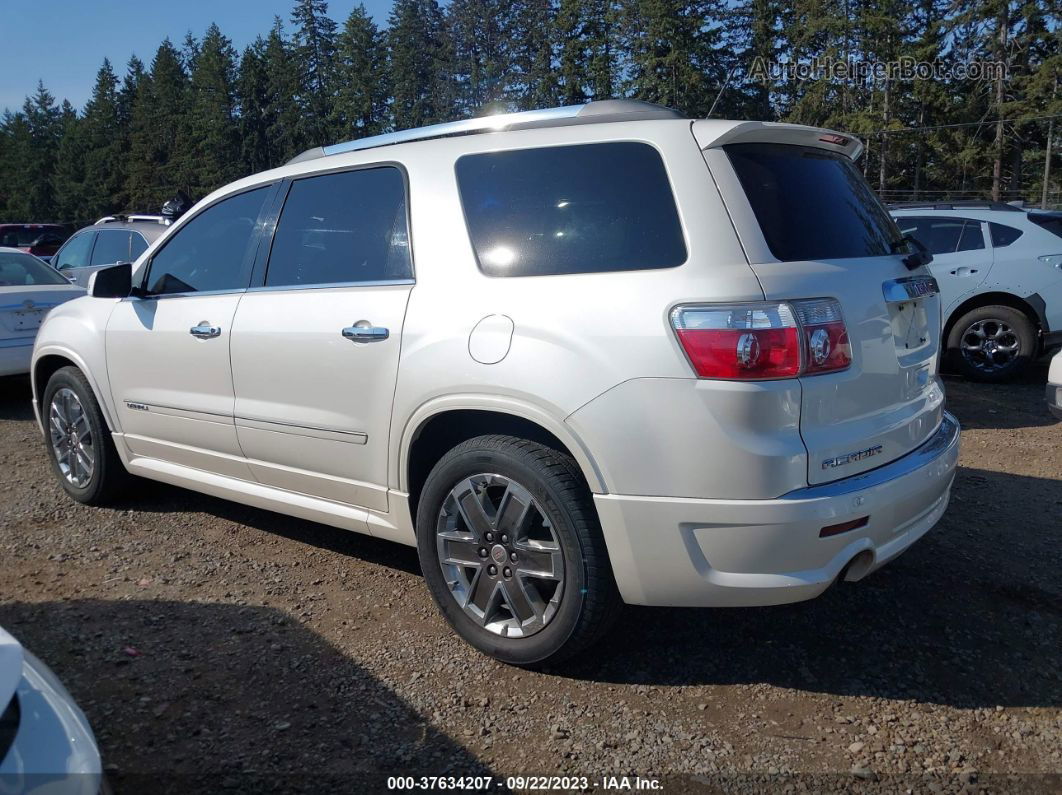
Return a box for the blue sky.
[1,0,395,113]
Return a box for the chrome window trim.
[782,412,960,500]
[246,278,415,294]
[122,287,248,302]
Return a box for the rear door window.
[725,143,902,261]
[956,220,985,252]
[456,142,686,277]
[90,230,132,265]
[265,166,411,288]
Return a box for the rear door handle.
[189,324,221,339]
[342,322,389,341]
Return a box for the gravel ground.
[0,368,1059,794]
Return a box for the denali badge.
[822,445,883,470]
[125,401,150,412]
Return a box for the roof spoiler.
[692,120,864,161]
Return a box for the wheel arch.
[943,291,1044,350]
[32,347,118,435]
[398,398,606,529]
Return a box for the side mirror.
[901,234,933,271]
[89,261,133,298]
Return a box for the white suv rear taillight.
[670,299,851,380]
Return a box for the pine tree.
[81,59,125,218]
[448,0,513,115]
[262,18,306,162]
[509,0,558,110]
[21,82,63,220]
[127,39,189,210]
[388,0,454,129]
[620,0,727,116]
[185,23,240,196]
[52,101,87,222]
[291,0,338,144]
[557,0,619,102]
[332,4,388,137]
[236,39,274,174]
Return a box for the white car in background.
[0,248,85,377]
[891,203,1062,381]
[0,626,104,794]
[1048,349,1062,419]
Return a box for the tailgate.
[697,125,945,484]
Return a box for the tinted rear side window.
[265,166,411,288]
[456,142,686,277]
[726,143,902,262]
[989,222,1023,247]
[90,230,131,265]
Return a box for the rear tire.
[42,366,131,505]
[946,305,1036,383]
[416,435,620,666]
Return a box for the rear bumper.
[0,338,34,377]
[596,412,960,607]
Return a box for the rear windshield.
[1028,213,1062,240]
[725,143,903,262]
[0,252,69,286]
[456,142,687,277]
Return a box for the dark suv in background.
[51,215,169,287]
[0,223,69,258]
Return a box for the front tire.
[416,435,620,666]
[946,305,1037,383]
[42,366,131,505]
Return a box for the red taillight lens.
[671,299,850,381]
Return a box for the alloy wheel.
[960,318,1020,373]
[48,387,95,488]
[435,473,565,638]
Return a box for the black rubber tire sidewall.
[416,436,609,667]
[42,366,126,505]
[946,305,1036,383]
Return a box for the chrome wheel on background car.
[435,474,565,638]
[947,305,1036,383]
[960,318,1020,374]
[48,387,95,488]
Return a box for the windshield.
[725,143,904,262]
[0,252,70,286]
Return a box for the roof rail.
[887,200,1024,212]
[286,100,684,165]
[95,214,170,225]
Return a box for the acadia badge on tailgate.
[822,445,883,470]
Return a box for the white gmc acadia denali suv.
[30,100,960,665]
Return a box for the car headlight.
[1039,253,1062,269]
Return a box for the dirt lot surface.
[0,368,1059,794]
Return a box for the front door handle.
[189,323,221,339]
[949,266,980,276]
[342,321,389,341]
